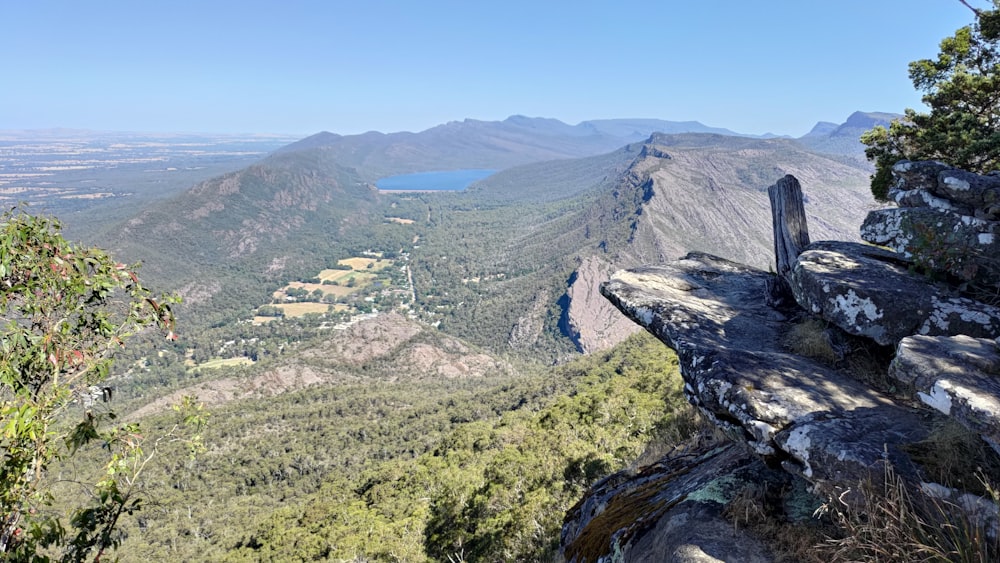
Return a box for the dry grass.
[317,268,355,282]
[274,302,332,317]
[903,418,1000,497]
[815,462,1000,562]
[782,317,897,394]
[337,257,391,271]
[724,482,834,563]
[783,318,839,364]
[283,281,356,297]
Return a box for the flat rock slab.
[891,335,1000,453]
[790,241,1000,346]
[602,252,931,498]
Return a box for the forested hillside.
[62,332,687,562]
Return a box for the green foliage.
[863,2,1000,200]
[221,332,688,562]
[0,208,184,561]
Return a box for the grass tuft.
[816,462,1000,562]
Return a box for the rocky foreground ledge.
[562,169,1000,561]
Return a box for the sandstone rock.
[890,334,1000,452]
[861,207,1000,282]
[562,442,782,563]
[790,241,1000,346]
[601,252,932,500]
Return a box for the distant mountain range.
[797,110,900,158]
[83,110,886,354]
[274,115,807,180]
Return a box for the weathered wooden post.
[767,174,810,304]
[769,175,810,278]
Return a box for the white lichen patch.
[944,175,971,192]
[781,426,814,478]
[832,289,883,326]
[960,214,990,228]
[960,307,996,326]
[925,296,1000,333]
[920,190,959,211]
[634,306,654,328]
[860,209,904,245]
[918,381,954,415]
[747,419,777,444]
[950,380,1000,419]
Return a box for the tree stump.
[769,174,810,279]
[767,175,810,306]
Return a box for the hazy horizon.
[2,1,983,136]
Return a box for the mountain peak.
[803,121,839,138]
[840,111,898,130]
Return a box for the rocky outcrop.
[862,160,1000,289]
[564,169,1000,561]
[562,442,786,563]
[598,253,932,495]
[790,241,1000,346]
[560,135,875,354]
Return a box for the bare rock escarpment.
[562,165,1000,562]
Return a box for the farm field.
[279,281,357,298]
[257,255,404,323]
[337,256,392,271]
[274,302,350,317]
[385,216,415,225]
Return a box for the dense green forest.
[56,331,686,561]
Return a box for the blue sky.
[1,1,985,136]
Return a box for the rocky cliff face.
[563,165,1000,561]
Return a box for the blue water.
[376,169,496,191]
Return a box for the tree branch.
[958,0,983,17]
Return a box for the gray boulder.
[890,334,1000,453]
[890,160,951,192]
[790,241,1000,346]
[861,207,1000,285]
[863,160,1000,288]
[934,168,1000,218]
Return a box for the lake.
[375,169,496,191]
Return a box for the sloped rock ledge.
[892,334,1000,453]
[598,253,932,493]
[565,165,1000,561]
